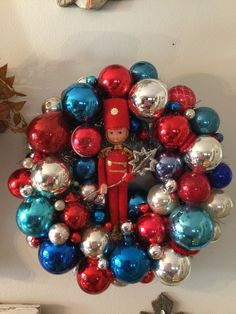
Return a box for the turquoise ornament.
[190,106,220,134]
[16,196,54,237]
[130,61,158,83]
[169,205,214,251]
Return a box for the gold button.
[110,108,119,115]
[107,160,112,166]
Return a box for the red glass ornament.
[71,126,102,157]
[98,64,132,98]
[178,172,211,203]
[32,152,46,163]
[137,213,166,244]
[168,85,196,112]
[141,269,154,284]
[104,222,112,232]
[27,112,70,154]
[77,259,112,294]
[154,115,191,149]
[8,168,32,198]
[63,203,89,230]
[70,232,81,244]
[26,236,41,248]
[169,240,199,256]
[138,203,150,214]
[65,191,80,204]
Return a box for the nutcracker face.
[106,128,129,145]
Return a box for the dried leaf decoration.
[0,64,27,133]
[140,293,186,314]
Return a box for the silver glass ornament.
[147,184,179,215]
[80,183,98,202]
[31,157,71,197]
[129,79,168,121]
[154,247,191,286]
[48,223,70,245]
[164,179,177,193]
[98,258,108,270]
[148,244,163,260]
[80,227,109,258]
[185,136,222,172]
[54,199,66,211]
[41,97,62,113]
[184,108,196,120]
[201,190,233,219]
[211,222,222,242]
[22,157,34,169]
[121,221,133,235]
[20,185,34,198]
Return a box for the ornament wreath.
[9,61,233,294]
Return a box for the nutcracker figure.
[98,98,133,235]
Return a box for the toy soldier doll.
[98,98,133,236]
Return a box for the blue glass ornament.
[130,116,142,133]
[38,241,81,274]
[110,239,151,284]
[62,83,101,123]
[167,102,181,112]
[91,209,106,225]
[16,196,54,237]
[169,205,214,251]
[86,75,98,87]
[207,162,233,189]
[128,190,147,222]
[130,61,158,83]
[190,106,220,134]
[73,158,97,183]
[155,151,184,181]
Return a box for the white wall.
[0,1,236,313]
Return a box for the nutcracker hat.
[104,98,130,130]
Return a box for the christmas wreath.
[8,61,233,294]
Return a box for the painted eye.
[118,131,122,134]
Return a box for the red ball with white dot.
[71,126,102,157]
[168,85,196,112]
[8,169,32,199]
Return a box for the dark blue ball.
[167,101,181,112]
[207,162,233,188]
[38,241,81,274]
[128,190,147,222]
[130,116,142,133]
[110,242,151,283]
[155,151,184,181]
[130,61,158,83]
[190,106,220,134]
[91,209,106,225]
[73,157,97,183]
[62,83,101,123]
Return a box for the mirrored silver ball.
[54,199,66,211]
[20,185,34,198]
[148,244,163,260]
[80,183,98,202]
[154,247,191,286]
[22,157,34,169]
[48,223,70,245]
[184,109,196,120]
[80,227,109,258]
[121,221,133,235]
[147,184,179,215]
[164,179,177,193]
[98,258,108,270]
[42,97,62,113]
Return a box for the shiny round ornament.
[98,64,132,98]
[178,172,211,203]
[201,190,233,219]
[154,247,191,285]
[31,157,71,197]
[154,115,191,149]
[73,157,97,183]
[148,244,163,260]
[130,61,158,83]
[77,259,111,294]
[19,184,34,198]
[154,151,184,181]
[185,136,223,172]
[71,126,102,157]
[77,75,98,87]
[121,221,133,235]
[8,169,32,198]
[128,79,168,121]
[147,185,179,216]
[54,199,66,211]
[110,242,151,284]
[207,163,233,189]
[63,202,89,230]
[137,212,166,244]
[62,83,101,123]
[80,227,109,258]
[39,240,80,274]
[212,222,222,242]
[164,179,177,193]
[91,209,106,225]
[190,106,220,134]
[184,108,196,120]
[80,183,98,202]
[26,236,41,248]
[130,116,142,133]
[41,97,62,113]
[16,196,54,237]
[27,112,70,154]
[97,258,108,270]
[48,223,70,245]
[169,205,214,250]
[168,85,196,112]
[22,157,34,169]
